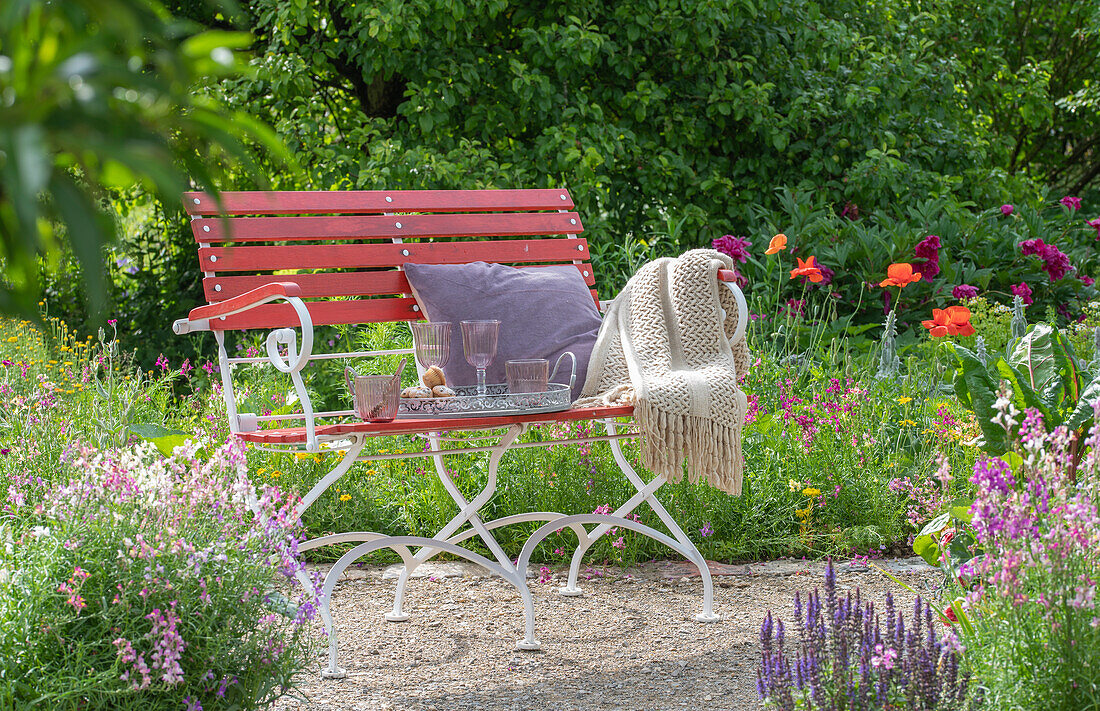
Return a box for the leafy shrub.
[0,439,318,710]
[757,560,973,710]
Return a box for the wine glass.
[460,320,500,396]
[410,321,451,371]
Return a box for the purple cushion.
[403,262,601,401]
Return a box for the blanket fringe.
[635,398,744,496]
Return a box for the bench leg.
[518,514,718,649]
[319,535,535,676]
[387,424,524,621]
[561,420,718,622]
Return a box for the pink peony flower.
[1011,282,1034,305]
[1019,238,1072,281]
[712,235,752,264]
[1088,217,1100,240]
[952,284,979,300]
[914,234,941,260]
[1000,204,1014,216]
[1060,196,1082,211]
[914,235,941,282]
[1081,275,1095,287]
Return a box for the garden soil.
[275,557,937,711]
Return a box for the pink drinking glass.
[460,319,500,396]
[410,321,452,370]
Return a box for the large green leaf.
[992,357,1053,423]
[1010,324,1058,393]
[1066,372,1100,432]
[950,344,1010,454]
[128,423,196,457]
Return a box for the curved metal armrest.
[176,282,303,331]
[717,269,749,345]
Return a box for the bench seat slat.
[203,264,596,301]
[191,212,583,242]
[237,405,635,443]
[200,238,590,272]
[184,189,575,216]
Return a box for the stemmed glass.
[410,321,452,372]
[460,320,500,396]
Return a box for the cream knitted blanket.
[576,249,750,495]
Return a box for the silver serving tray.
[397,383,572,418]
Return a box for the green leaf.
[918,511,951,537]
[993,357,1053,423]
[948,498,974,524]
[48,173,111,317]
[999,451,1024,472]
[1010,323,1058,393]
[128,423,195,457]
[913,533,940,566]
[1066,372,1100,432]
[950,344,1009,454]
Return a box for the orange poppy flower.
[766,234,788,255]
[790,256,823,283]
[922,305,975,338]
[880,263,922,288]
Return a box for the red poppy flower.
[790,256,823,283]
[880,263,922,288]
[922,305,975,337]
[766,234,788,255]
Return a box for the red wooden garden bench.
[173,188,747,678]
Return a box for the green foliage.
[948,323,1100,455]
[188,0,1021,243]
[0,0,289,320]
[934,0,1100,196]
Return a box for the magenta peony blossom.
[916,257,940,282]
[1019,238,1072,281]
[913,235,941,283]
[712,234,752,264]
[1081,275,1095,287]
[1000,204,1014,216]
[1060,196,1082,211]
[952,284,979,299]
[914,235,941,260]
[1088,217,1100,240]
[816,263,835,286]
[1011,282,1034,305]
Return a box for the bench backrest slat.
[198,238,590,273]
[203,264,596,302]
[190,212,583,242]
[183,189,575,216]
[185,188,597,332]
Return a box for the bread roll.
[422,366,447,388]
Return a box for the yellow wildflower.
[802,487,821,497]
[897,396,912,404]
[788,479,800,492]
[339,494,351,502]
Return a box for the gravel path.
[275,557,937,711]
